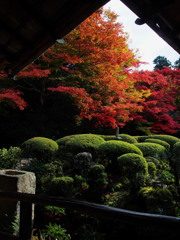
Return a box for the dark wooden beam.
[0,44,14,60]
[0,19,29,46]
[0,231,18,240]
[18,0,63,40]
[0,191,180,228]
[10,0,110,76]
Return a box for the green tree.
[153,56,171,70]
[174,57,180,69]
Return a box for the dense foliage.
[1,133,180,239]
[98,140,143,171]
[131,68,180,134]
[21,137,58,162]
[145,138,170,150]
[0,6,179,239]
[57,134,105,156]
[0,9,179,148]
[0,147,21,169]
[117,153,148,190]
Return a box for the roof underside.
[0,0,179,76]
[0,0,109,77]
[121,0,180,54]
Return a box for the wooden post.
[19,201,32,240]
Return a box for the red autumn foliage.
[17,69,50,78]
[132,68,180,134]
[47,9,148,128]
[0,9,179,135]
[0,89,27,110]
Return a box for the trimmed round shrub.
[98,140,143,164]
[88,164,107,184]
[172,142,180,160]
[117,153,148,189]
[135,136,149,142]
[139,187,175,215]
[134,142,167,160]
[56,134,105,157]
[143,135,180,147]
[145,156,161,168]
[21,137,58,162]
[119,134,137,143]
[145,138,170,150]
[172,142,180,177]
[87,164,108,202]
[46,176,74,197]
[99,134,137,143]
[89,164,106,175]
[147,161,157,178]
[99,135,117,141]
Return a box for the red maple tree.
[132,68,180,134]
[46,9,148,128]
[0,88,27,110]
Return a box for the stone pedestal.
[0,170,36,232]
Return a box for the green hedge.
[172,142,180,177]
[145,138,170,150]
[145,156,161,168]
[147,162,157,178]
[46,176,74,197]
[139,187,175,215]
[135,136,149,142]
[117,153,148,188]
[134,142,167,160]
[119,134,137,143]
[56,134,105,157]
[99,135,117,141]
[100,134,137,143]
[136,135,180,147]
[0,147,21,169]
[21,137,58,161]
[173,142,180,159]
[98,140,143,166]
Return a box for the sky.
[104,0,179,70]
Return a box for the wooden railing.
[0,191,180,240]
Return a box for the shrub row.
[20,134,180,167]
[136,134,180,147]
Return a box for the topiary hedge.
[99,135,117,141]
[134,142,167,160]
[139,187,175,215]
[172,142,180,178]
[99,134,137,143]
[56,134,105,158]
[135,136,149,142]
[21,137,58,162]
[117,153,148,189]
[145,156,161,168]
[119,134,138,143]
[136,135,180,147]
[98,140,143,167]
[45,176,74,197]
[147,162,157,179]
[145,138,170,150]
[173,142,180,161]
